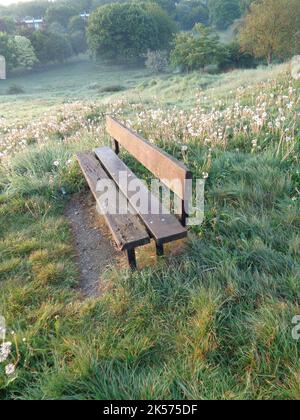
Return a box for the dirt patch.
[66,192,122,298]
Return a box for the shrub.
[30,30,73,64]
[14,35,38,69]
[145,50,169,73]
[218,42,258,70]
[171,24,223,72]
[100,85,126,93]
[6,84,25,95]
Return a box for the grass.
[0,58,299,400]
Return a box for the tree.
[171,23,223,71]
[30,30,49,64]
[239,0,300,64]
[68,15,87,33]
[0,17,16,34]
[45,4,77,28]
[70,30,87,54]
[209,0,241,30]
[143,2,177,50]
[45,32,73,63]
[0,32,17,71]
[175,0,209,30]
[30,30,73,64]
[14,35,38,69]
[87,3,160,60]
[152,0,177,15]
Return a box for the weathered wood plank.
[106,116,191,200]
[77,152,150,251]
[95,147,187,245]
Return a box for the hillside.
[0,60,299,399]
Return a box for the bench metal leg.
[126,248,137,270]
[156,243,164,257]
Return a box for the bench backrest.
[106,116,191,225]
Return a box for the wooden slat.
[106,116,191,200]
[77,152,150,251]
[95,147,187,245]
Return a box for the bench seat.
[95,146,187,246]
[77,152,150,261]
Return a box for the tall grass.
[0,62,299,400]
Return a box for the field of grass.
[0,58,299,400]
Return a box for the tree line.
[0,0,299,74]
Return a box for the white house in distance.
[21,17,45,30]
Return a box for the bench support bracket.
[126,248,137,270]
[156,243,164,257]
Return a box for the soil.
[65,192,121,298]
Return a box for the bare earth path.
[66,192,120,298]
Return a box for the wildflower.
[5,364,15,376]
[53,161,60,167]
[252,139,258,148]
[181,145,188,152]
[202,172,209,179]
[0,342,12,363]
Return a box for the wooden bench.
[77,116,191,269]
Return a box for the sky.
[0,0,33,5]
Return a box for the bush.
[6,84,25,95]
[30,30,73,64]
[171,24,223,72]
[14,35,38,69]
[219,42,258,70]
[100,85,126,93]
[145,50,169,73]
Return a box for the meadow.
[0,58,299,400]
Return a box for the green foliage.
[171,23,223,72]
[219,41,257,70]
[68,15,87,33]
[175,0,209,30]
[209,0,241,30]
[68,16,88,55]
[14,35,38,69]
[70,31,87,55]
[239,0,300,64]
[143,1,177,51]
[0,32,17,71]
[87,3,163,61]
[45,4,77,28]
[30,30,73,64]
[0,17,16,34]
